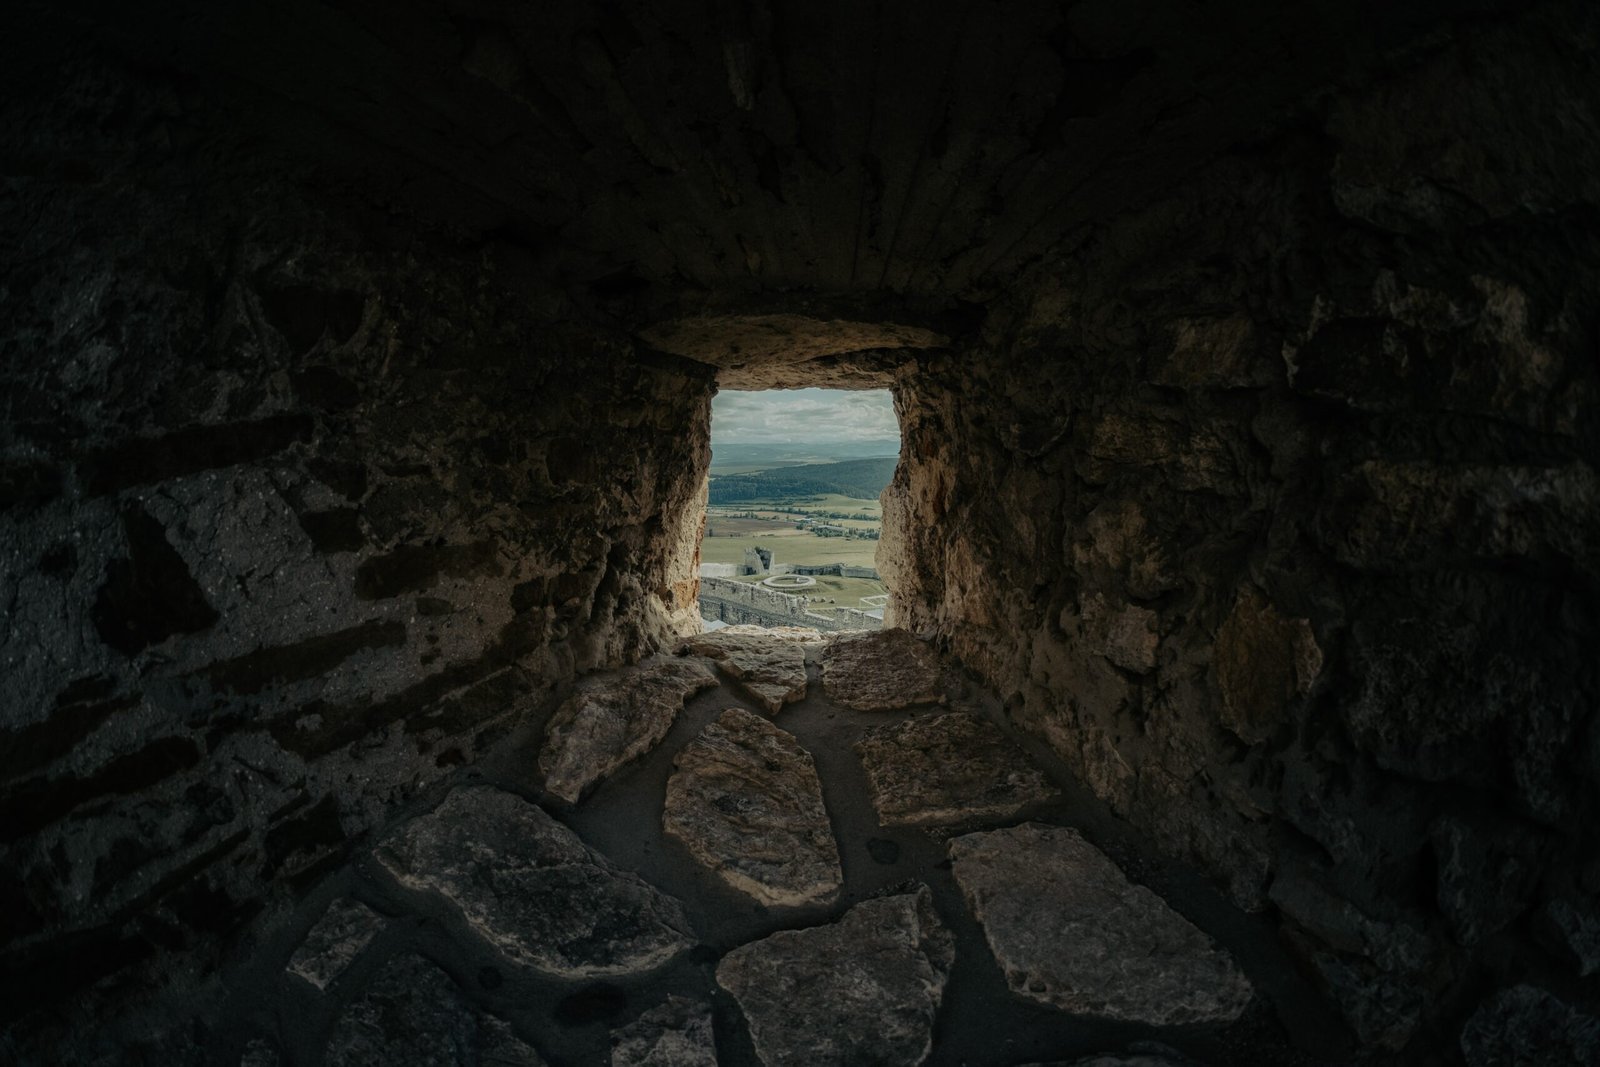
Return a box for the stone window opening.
[693,384,902,635]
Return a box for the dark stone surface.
[2,0,1598,1062]
[1458,985,1600,1067]
[662,707,841,907]
[285,897,386,990]
[91,504,218,654]
[609,996,716,1067]
[324,952,546,1066]
[376,786,695,978]
[717,887,954,1067]
[855,710,1057,828]
[950,824,1253,1026]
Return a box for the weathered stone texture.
[286,897,386,990]
[537,658,718,805]
[716,887,953,1067]
[679,630,808,713]
[855,711,1057,828]
[609,996,716,1067]
[882,7,1600,1057]
[950,824,1252,1025]
[663,708,841,907]
[377,786,694,978]
[1458,985,1600,1067]
[324,952,546,1066]
[4,1,1600,1063]
[820,629,944,710]
[0,39,715,1046]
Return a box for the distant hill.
[709,439,901,470]
[707,457,897,503]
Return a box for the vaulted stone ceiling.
[27,0,1477,383]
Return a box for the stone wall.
[698,578,882,633]
[882,2,1600,1052]
[786,563,882,579]
[0,53,711,1039]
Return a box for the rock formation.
[323,953,545,1066]
[538,658,719,805]
[609,997,717,1067]
[285,897,386,990]
[663,708,842,907]
[716,887,954,1067]
[855,710,1057,827]
[949,824,1254,1025]
[377,786,694,978]
[820,629,945,711]
[678,630,808,714]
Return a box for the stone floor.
[206,628,1351,1066]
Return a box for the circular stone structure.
[762,574,817,590]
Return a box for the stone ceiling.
[17,0,1486,384]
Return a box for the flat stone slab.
[611,996,716,1067]
[821,628,944,711]
[664,707,842,907]
[377,786,694,978]
[1460,985,1600,1067]
[949,823,1253,1025]
[855,711,1058,827]
[538,657,718,804]
[706,623,826,643]
[717,886,953,1067]
[286,897,386,990]
[1020,1051,1195,1067]
[325,952,545,1066]
[681,631,807,713]
[240,1039,281,1067]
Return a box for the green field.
[722,572,887,609]
[700,529,880,569]
[701,491,883,571]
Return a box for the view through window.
[697,388,900,633]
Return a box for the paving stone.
[821,628,944,711]
[705,624,831,665]
[681,630,807,713]
[1544,896,1600,977]
[663,707,842,907]
[377,786,694,978]
[949,823,1253,1025]
[716,886,953,1067]
[855,710,1057,827]
[1459,984,1600,1067]
[610,996,716,1067]
[240,1038,282,1067]
[1022,1053,1194,1067]
[538,657,718,804]
[325,952,546,1066]
[285,897,385,990]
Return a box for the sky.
[711,388,898,444]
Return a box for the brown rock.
[1153,312,1263,388]
[821,628,943,711]
[716,887,953,1067]
[538,657,718,805]
[949,823,1253,1025]
[1213,588,1320,744]
[1081,594,1160,673]
[680,630,807,713]
[855,711,1057,828]
[663,707,841,907]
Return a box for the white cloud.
[712,388,899,444]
